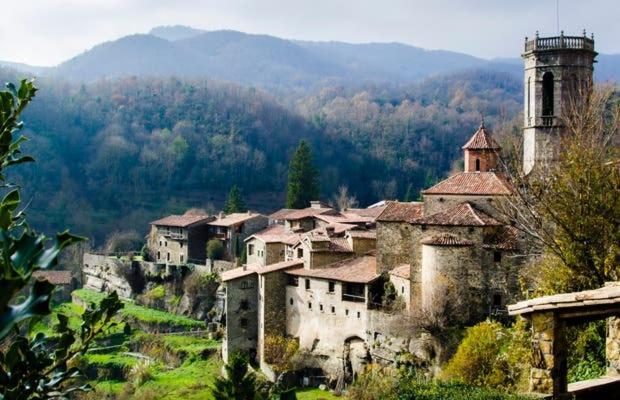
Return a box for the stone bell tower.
[522,31,597,175]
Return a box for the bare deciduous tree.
[332,185,358,211]
[497,85,620,292]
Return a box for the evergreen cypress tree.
[211,352,258,400]
[224,185,247,213]
[286,140,319,209]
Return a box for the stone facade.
[258,271,289,367]
[608,316,620,376]
[376,221,415,273]
[528,312,567,395]
[522,33,596,174]
[246,238,285,267]
[223,273,258,362]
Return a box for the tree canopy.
[286,140,320,209]
[223,185,247,213]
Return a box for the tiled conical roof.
[462,122,501,150]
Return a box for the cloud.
[1,0,618,66]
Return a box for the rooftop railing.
[524,31,595,53]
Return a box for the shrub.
[443,319,530,391]
[207,239,225,260]
[144,285,166,301]
[263,335,300,373]
[567,320,606,382]
[129,359,154,386]
[346,364,398,400]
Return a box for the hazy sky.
[3,0,619,66]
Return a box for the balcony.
[342,293,366,303]
[524,34,595,53]
[541,116,554,127]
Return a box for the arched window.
[542,72,554,116]
[475,159,481,171]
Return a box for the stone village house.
[221,30,601,385]
[222,124,525,380]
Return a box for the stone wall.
[258,271,288,367]
[82,253,135,299]
[423,194,505,220]
[607,316,620,376]
[376,221,415,273]
[223,274,258,363]
[528,312,567,395]
[421,244,473,323]
[309,250,353,269]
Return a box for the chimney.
[218,211,225,219]
[243,264,247,271]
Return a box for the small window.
[438,197,445,203]
[494,251,502,263]
[249,244,254,255]
[180,242,183,248]
[159,241,162,246]
[289,298,294,305]
[308,302,312,310]
[475,159,481,171]
[401,286,405,294]
[165,241,167,247]
[319,304,324,312]
[180,254,184,263]
[305,279,310,290]
[167,252,170,261]
[345,309,349,316]
[357,311,361,319]
[287,275,299,286]
[328,281,335,293]
[492,293,502,307]
[157,251,161,259]
[297,248,304,258]
[331,306,335,313]
[240,318,248,328]
[240,300,249,310]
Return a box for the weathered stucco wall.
[285,276,369,376]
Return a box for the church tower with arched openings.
[522,31,597,174]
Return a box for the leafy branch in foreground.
[0,79,123,399]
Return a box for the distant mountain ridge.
[3,25,619,90]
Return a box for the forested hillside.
[1,67,521,244]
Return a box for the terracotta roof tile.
[327,237,354,253]
[151,214,212,227]
[284,207,336,221]
[208,212,265,227]
[269,209,296,220]
[343,204,388,220]
[417,202,501,226]
[221,265,259,282]
[376,201,423,223]
[422,172,513,195]
[483,226,520,250]
[32,270,73,285]
[420,234,474,246]
[286,255,379,283]
[462,124,501,150]
[389,264,410,279]
[246,225,301,245]
[256,260,304,275]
